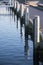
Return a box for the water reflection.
[16,12,32,59]
[33,41,43,65]
[15,11,31,59]
[24,25,29,59]
[0,6,33,65]
[9,8,11,15]
[10,7,30,59]
[20,19,23,38]
[16,17,18,29]
[9,6,33,64]
[33,45,39,65]
[17,14,19,21]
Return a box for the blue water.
[0,6,33,65]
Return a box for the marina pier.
[0,0,43,65]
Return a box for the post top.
[34,15,40,18]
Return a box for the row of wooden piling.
[10,0,43,43]
[10,0,43,62]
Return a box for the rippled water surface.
[0,6,33,65]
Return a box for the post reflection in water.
[16,17,18,29]
[9,8,13,16]
[33,41,43,65]
[16,15,20,29]
[10,7,33,64]
[17,14,19,21]
[9,8,11,15]
[12,10,14,18]
[33,45,43,65]
[20,19,23,38]
[24,25,29,59]
[33,47,43,65]
[33,45,39,65]
[7,7,10,12]
[16,14,29,58]
[13,13,15,22]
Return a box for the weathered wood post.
[25,5,29,26]
[16,1,20,13]
[33,16,40,65]
[33,16,40,44]
[14,0,17,10]
[20,4,25,18]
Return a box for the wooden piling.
[33,16,40,44]
[25,5,29,26]
[33,16,40,65]
[16,1,20,13]
[14,0,17,10]
[20,4,25,18]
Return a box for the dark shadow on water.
[33,45,39,65]
[33,41,43,65]
[17,14,19,21]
